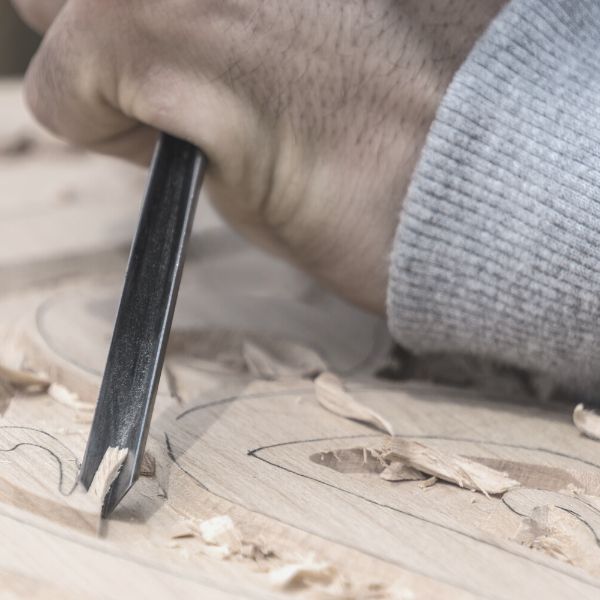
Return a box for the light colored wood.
[2,78,600,600]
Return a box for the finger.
[23,0,263,174]
[11,0,67,34]
[23,4,147,159]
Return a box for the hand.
[13,0,505,313]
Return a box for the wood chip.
[314,373,394,435]
[197,515,243,555]
[573,403,600,441]
[269,557,337,589]
[419,476,438,489]
[0,364,49,391]
[380,462,427,482]
[382,439,520,496]
[242,338,327,380]
[88,447,128,505]
[48,383,90,410]
[140,451,156,477]
[516,505,600,576]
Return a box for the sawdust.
[515,505,600,576]
[382,439,520,497]
[573,403,600,441]
[314,373,394,435]
[87,447,128,506]
[166,513,398,598]
[242,338,327,380]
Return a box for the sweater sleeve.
[387,0,600,393]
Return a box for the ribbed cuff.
[387,0,600,390]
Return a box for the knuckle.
[11,0,64,33]
[23,35,66,135]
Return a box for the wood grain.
[1,79,600,599]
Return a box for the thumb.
[11,0,67,34]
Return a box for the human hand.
[13,0,504,312]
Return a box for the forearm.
[388,0,600,394]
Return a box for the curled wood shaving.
[0,364,49,391]
[380,462,426,483]
[516,505,600,576]
[198,515,243,557]
[314,373,394,435]
[242,338,327,380]
[269,556,337,590]
[382,439,520,496]
[573,403,600,441]
[88,447,128,505]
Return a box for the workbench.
[1,79,599,600]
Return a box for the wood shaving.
[382,439,520,496]
[314,373,394,435]
[48,383,88,410]
[419,476,438,489]
[242,338,327,380]
[197,515,243,556]
[48,383,94,425]
[88,447,128,505]
[380,462,426,482]
[269,556,337,590]
[140,451,156,477]
[168,520,196,540]
[516,505,600,576]
[0,364,49,391]
[573,403,600,441]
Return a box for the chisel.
[79,132,206,517]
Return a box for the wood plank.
[2,78,600,600]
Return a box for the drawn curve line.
[165,390,600,597]
[0,426,80,495]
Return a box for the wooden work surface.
[1,79,600,600]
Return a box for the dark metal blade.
[79,133,206,517]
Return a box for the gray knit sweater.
[387,0,600,393]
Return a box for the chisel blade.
[79,133,206,517]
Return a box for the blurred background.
[1,3,40,75]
